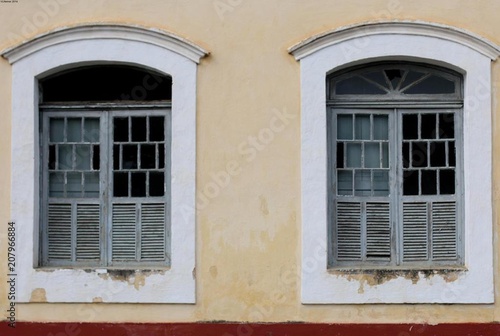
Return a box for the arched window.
[327,62,463,267]
[39,65,172,267]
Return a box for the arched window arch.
[2,24,208,303]
[289,21,498,304]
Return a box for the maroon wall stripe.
[1,322,500,336]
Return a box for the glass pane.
[114,117,129,142]
[355,115,370,140]
[354,170,371,196]
[67,118,82,142]
[337,115,353,140]
[336,76,386,95]
[337,170,352,196]
[363,71,389,89]
[364,143,380,168]
[400,70,426,90]
[336,142,344,168]
[346,143,362,168]
[421,170,437,195]
[404,75,455,94]
[58,145,73,170]
[421,114,436,139]
[140,144,156,169]
[149,172,165,197]
[67,172,82,197]
[132,117,147,142]
[75,145,91,170]
[84,172,99,198]
[373,170,389,196]
[403,114,418,140]
[48,145,56,170]
[412,142,428,168]
[114,172,128,197]
[373,115,388,140]
[403,170,419,195]
[131,172,146,197]
[149,116,165,141]
[385,69,403,90]
[50,118,65,142]
[381,142,389,168]
[122,145,138,169]
[92,145,100,170]
[439,113,454,139]
[84,118,100,142]
[430,142,446,167]
[49,172,64,197]
[440,170,455,195]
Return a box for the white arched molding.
[290,21,499,304]
[1,25,208,303]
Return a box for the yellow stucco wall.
[0,0,499,323]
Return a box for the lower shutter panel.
[366,202,391,259]
[336,202,362,261]
[140,203,166,261]
[402,202,428,261]
[112,203,137,261]
[432,201,457,260]
[76,204,101,261]
[47,203,72,261]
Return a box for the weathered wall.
[0,0,498,323]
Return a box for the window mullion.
[393,108,402,266]
[103,110,111,267]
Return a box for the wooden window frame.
[40,104,172,268]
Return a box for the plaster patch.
[29,288,47,302]
[209,266,218,279]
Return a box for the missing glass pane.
[430,142,446,167]
[150,116,165,141]
[48,145,56,170]
[158,144,165,169]
[114,117,129,142]
[149,172,165,196]
[421,114,436,139]
[140,144,156,169]
[113,172,128,197]
[403,170,419,195]
[122,145,138,169]
[421,170,437,195]
[412,142,428,168]
[92,145,100,170]
[403,114,418,140]
[131,172,146,197]
[440,170,455,195]
[336,142,344,168]
[402,142,410,169]
[132,117,147,142]
[439,113,454,139]
[385,69,403,90]
[448,141,456,167]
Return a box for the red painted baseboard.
[1,322,500,336]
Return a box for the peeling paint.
[96,270,167,290]
[209,266,218,279]
[92,297,103,303]
[332,269,465,287]
[29,288,47,302]
[259,195,269,216]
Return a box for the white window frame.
[289,21,499,304]
[1,24,208,303]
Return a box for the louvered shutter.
[47,202,101,264]
[402,201,458,262]
[366,202,391,259]
[111,202,167,263]
[335,202,362,261]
